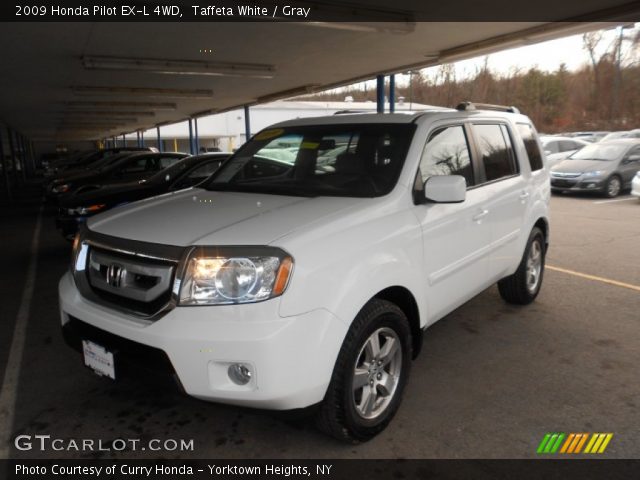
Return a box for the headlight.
[74,204,106,215]
[52,183,71,193]
[178,247,293,305]
[583,170,604,177]
[70,227,88,273]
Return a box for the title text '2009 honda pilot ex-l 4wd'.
[60,102,550,442]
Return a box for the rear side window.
[419,125,474,187]
[473,124,518,182]
[517,123,544,171]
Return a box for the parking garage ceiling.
[1,1,639,142]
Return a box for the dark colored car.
[45,147,155,176]
[550,139,640,198]
[46,151,189,203]
[56,153,230,239]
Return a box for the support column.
[188,118,195,154]
[0,129,11,203]
[140,130,145,147]
[194,117,200,153]
[376,75,385,113]
[156,127,163,152]
[6,128,19,185]
[389,74,396,113]
[121,134,126,147]
[244,105,251,142]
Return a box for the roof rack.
[333,109,369,115]
[455,101,520,114]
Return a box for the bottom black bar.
[4,459,640,480]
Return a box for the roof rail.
[333,109,369,115]
[456,101,520,114]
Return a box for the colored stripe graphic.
[538,433,613,454]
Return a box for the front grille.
[551,172,581,179]
[74,228,187,320]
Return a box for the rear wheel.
[604,175,621,198]
[316,299,412,443]
[498,227,545,305]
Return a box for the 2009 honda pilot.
[60,104,550,442]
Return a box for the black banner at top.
[3,0,640,22]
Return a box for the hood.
[60,181,158,208]
[551,159,615,174]
[87,188,367,246]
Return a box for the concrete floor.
[1,190,639,459]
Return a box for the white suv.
[60,104,550,442]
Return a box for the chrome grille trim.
[73,227,191,321]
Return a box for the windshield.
[568,143,627,161]
[204,124,416,197]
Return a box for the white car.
[60,105,550,442]
[540,136,590,167]
[632,171,640,200]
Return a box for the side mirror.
[423,175,466,203]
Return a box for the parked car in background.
[56,153,230,239]
[540,136,590,167]
[550,139,640,197]
[600,130,640,143]
[631,171,640,201]
[567,131,609,143]
[45,147,155,176]
[46,152,188,203]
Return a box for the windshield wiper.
[206,182,316,197]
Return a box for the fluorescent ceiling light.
[71,86,214,98]
[59,110,155,117]
[65,101,177,110]
[304,22,414,34]
[82,56,275,78]
[58,117,139,123]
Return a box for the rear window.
[517,123,544,171]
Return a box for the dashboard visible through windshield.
[205,124,416,197]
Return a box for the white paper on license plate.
[82,340,115,379]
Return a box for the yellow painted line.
[547,265,640,293]
[590,433,606,453]
[560,433,575,453]
[584,433,598,453]
[598,433,613,453]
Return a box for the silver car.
[550,139,640,198]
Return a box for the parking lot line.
[547,265,640,293]
[592,197,637,205]
[0,204,43,459]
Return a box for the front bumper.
[550,176,606,192]
[59,272,347,410]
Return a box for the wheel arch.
[373,286,423,359]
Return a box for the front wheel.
[604,175,622,198]
[316,299,412,443]
[498,227,546,305]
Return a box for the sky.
[352,24,639,90]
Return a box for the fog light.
[587,183,597,189]
[228,363,252,385]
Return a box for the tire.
[604,175,622,198]
[316,299,412,443]
[498,227,545,305]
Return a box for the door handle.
[472,209,489,222]
[519,191,530,201]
